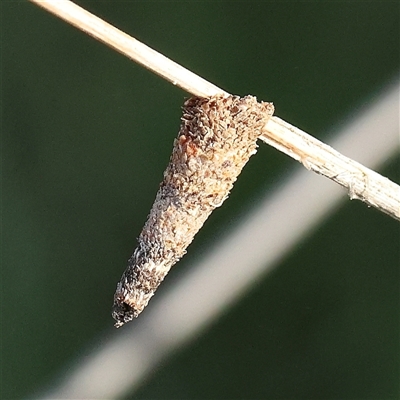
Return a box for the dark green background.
[2,1,399,399]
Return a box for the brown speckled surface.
[112,95,274,327]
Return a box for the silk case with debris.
[112,95,274,327]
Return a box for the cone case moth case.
[112,95,274,327]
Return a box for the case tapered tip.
[112,299,137,328]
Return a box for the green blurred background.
[2,1,399,399]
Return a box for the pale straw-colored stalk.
[29,0,400,220]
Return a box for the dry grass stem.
[262,118,400,220]
[29,0,399,222]
[29,0,226,98]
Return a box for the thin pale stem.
[29,0,400,220]
[28,0,227,98]
[262,117,400,220]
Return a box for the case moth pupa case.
[112,95,274,327]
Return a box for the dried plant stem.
[29,0,226,98]
[29,0,400,220]
[261,118,400,220]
